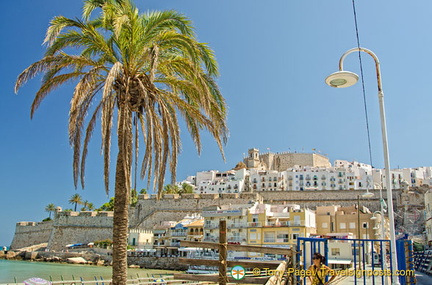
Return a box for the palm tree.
[81,200,95,211]
[163,184,181,194]
[45,203,56,219]
[180,183,194,194]
[68,193,83,211]
[15,1,227,284]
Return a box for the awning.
[328,259,352,265]
[136,248,156,252]
[178,247,202,252]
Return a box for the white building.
[195,169,246,194]
[249,169,283,192]
[177,153,432,194]
[282,163,373,191]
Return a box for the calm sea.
[0,260,179,283]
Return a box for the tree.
[45,203,56,219]
[179,183,194,194]
[130,188,138,206]
[81,200,95,211]
[163,184,181,194]
[139,188,147,195]
[99,197,115,211]
[68,194,83,211]
[15,1,227,284]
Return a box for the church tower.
[246,148,260,169]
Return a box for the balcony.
[264,238,276,243]
[204,223,219,229]
[266,221,290,227]
[276,238,289,243]
[227,223,247,229]
[228,237,245,242]
[203,236,218,242]
[248,222,262,227]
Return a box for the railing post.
[219,220,228,285]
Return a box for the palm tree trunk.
[112,104,132,285]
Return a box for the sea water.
[0,260,179,283]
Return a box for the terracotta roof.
[186,219,204,227]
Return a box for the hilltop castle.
[244,148,331,171]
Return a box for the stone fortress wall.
[47,211,114,251]
[130,193,262,228]
[10,221,53,250]
[245,148,332,172]
[262,152,332,172]
[10,190,402,250]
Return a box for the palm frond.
[44,16,87,46]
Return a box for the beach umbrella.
[24,278,52,285]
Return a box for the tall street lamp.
[371,211,386,240]
[325,47,399,284]
[357,191,374,269]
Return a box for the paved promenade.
[333,271,432,285]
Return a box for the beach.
[0,259,179,284]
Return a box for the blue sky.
[1,0,431,246]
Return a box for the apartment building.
[194,169,247,194]
[315,205,385,239]
[247,204,316,258]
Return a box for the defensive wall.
[10,221,53,250]
[245,149,332,171]
[10,190,402,250]
[130,193,263,228]
[47,211,113,251]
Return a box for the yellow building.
[315,205,387,239]
[246,204,316,258]
[186,219,204,242]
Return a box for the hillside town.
[6,148,432,271]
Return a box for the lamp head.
[325,71,359,88]
[362,191,374,198]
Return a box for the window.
[362,222,369,229]
[331,248,340,256]
[264,232,275,242]
[249,233,257,240]
[322,222,328,229]
[349,222,356,229]
[292,234,299,240]
[340,222,346,229]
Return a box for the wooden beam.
[180,240,220,249]
[173,273,269,284]
[226,244,293,255]
[179,258,281,268]
[179,258,219,266]
[265,261,287,285]
[180,240,293,255]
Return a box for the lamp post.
[325,47,399,284]
[371,211,386,240]
[357,191,374,269]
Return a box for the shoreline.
[0,249,188,271]
[0,259,183,284]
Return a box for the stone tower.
[246,148,261,169]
